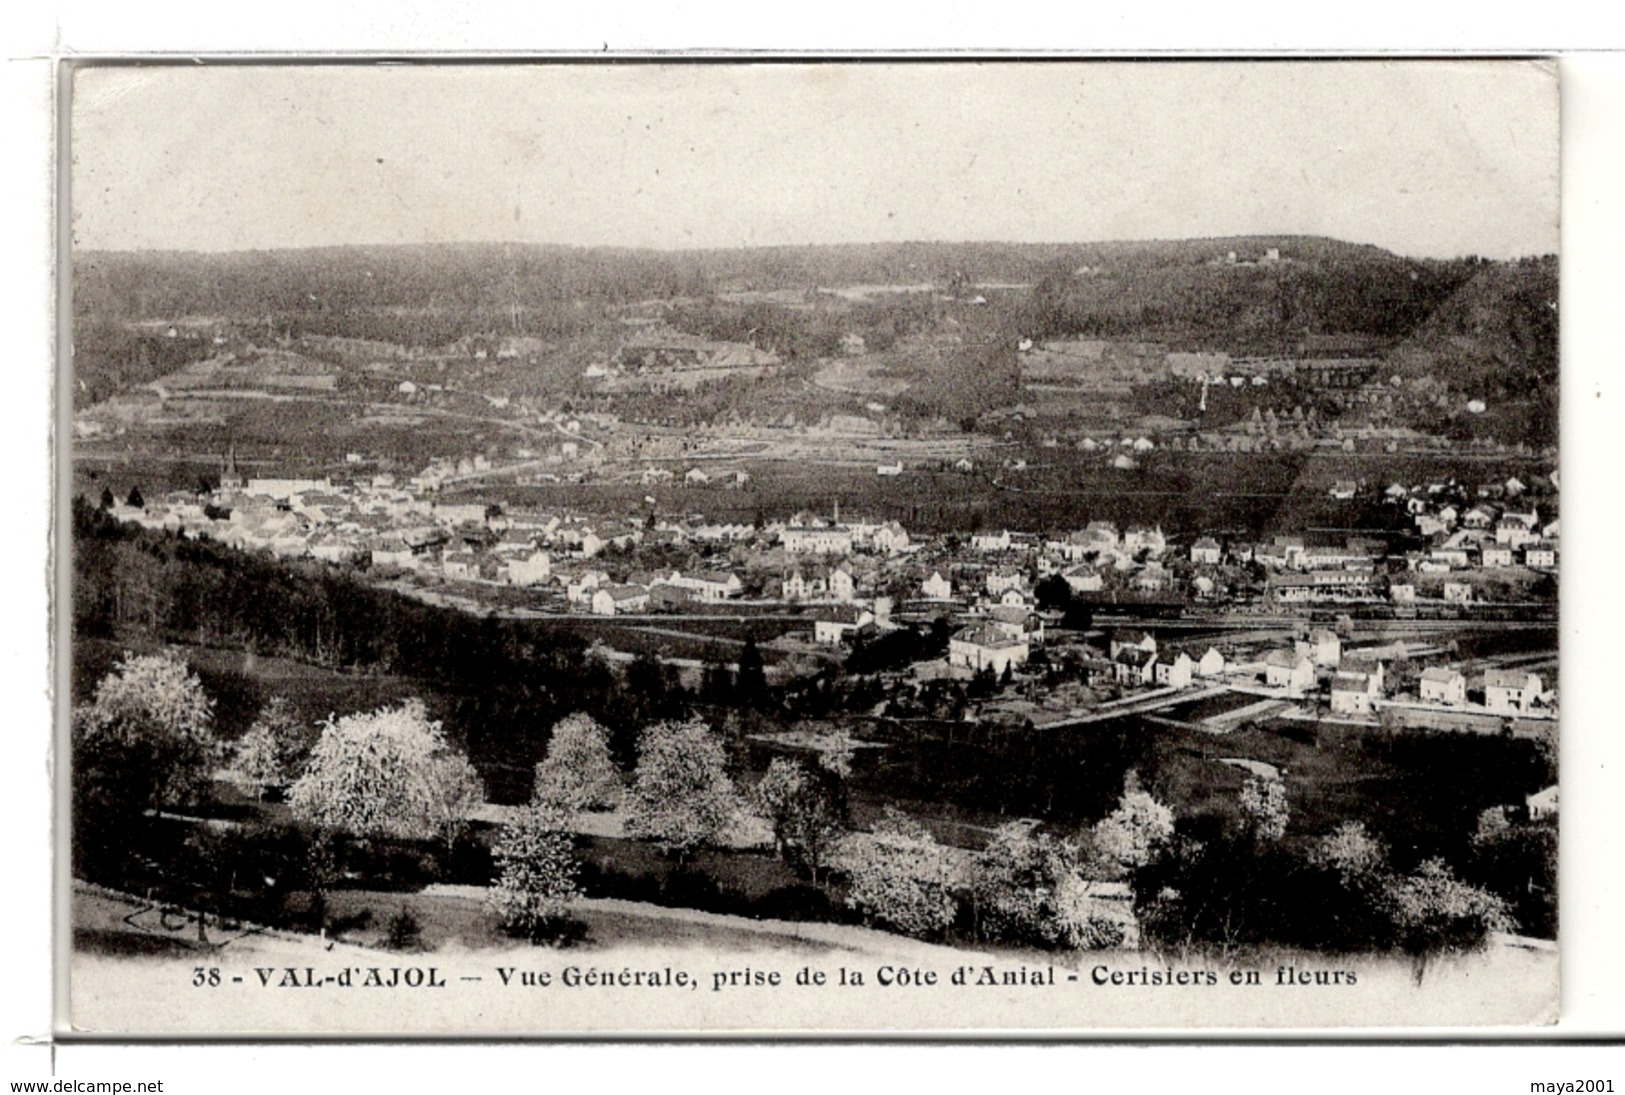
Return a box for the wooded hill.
[72,238,1558,445]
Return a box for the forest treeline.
[75,238,1544,350]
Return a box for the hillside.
[1388,256,1559,449]
[72,235,1424,327]
[70,239,1558,448]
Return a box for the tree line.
[73,641,1547,970]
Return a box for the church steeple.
[220,441,243,490]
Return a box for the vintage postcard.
[61,59,1560,1035]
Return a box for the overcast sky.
[70,61,1559,259]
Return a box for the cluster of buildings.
[1384,478,1559,574]
[1252,627,1553,721]
[99,456,1556,723]
[1170,477,1562,609]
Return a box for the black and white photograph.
[60,58,1563,1034]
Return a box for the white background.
[5,4,1623,1089]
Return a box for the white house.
[591,584,650,616]
[1523,542,1557,569]
[1153,651,1196,689]
[781,569,826,602]
[1062,564,1103,594]
[1263,649,1315,694]
[507,550,553,587]
[565,570,611,604]
[1297,628,1342,668]
[1484,669,1543,714]
[442,551,480,581]
[949,624,1029,675]
[665,570,743,602]
[1418,667,1467,706]
[1122,526,1167,556]
[1330,669,1382,715]
[1495,517,1538,548]
[971,529,1013,553]
[920,571,954,601]
[987,604,1044,646]
[1195,647,1227,678]
[369,537,416,570]
[1142,558,1178,589]
[870,522,911,555]
[814,605,876,645]
[781,525,854,556]
[1109,630,1158,659]
[1113,648,1159,687]
[1190,537,1222,565]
